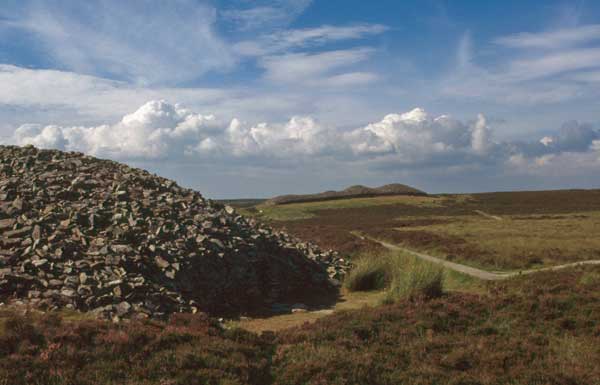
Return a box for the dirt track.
[354,232,600,280]
[473,210,503,221]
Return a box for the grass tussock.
[344,252,445,302]
[382,257,445,303]
[343,254,393,291]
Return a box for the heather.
[1,266,599,385]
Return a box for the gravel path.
[353,232,600,280]
[474,210,503,221]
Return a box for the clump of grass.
[382,257,445,304]
[344,252,445,303]
[343,254,393,291]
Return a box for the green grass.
[443,269,483,292]
[251,195,446,221]
[251,190,600,271]
[397,211,600,270]
[344,251,482,301]
[381,256,445,304]
[343,253,393,291]
[344,252,446,303]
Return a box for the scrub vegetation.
[1,266,599,384]
[260,189,600,269]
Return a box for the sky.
[1,0,600,198]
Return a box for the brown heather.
[1,266,599,384]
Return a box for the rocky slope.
[0,145,345,320]
[265,183,426,205]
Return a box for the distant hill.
[265,184,427,205]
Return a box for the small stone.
[32,225,41,241]
[116,301,131,316]
[165,270,176,279]
[48,279,63,288]
[12,197,24,211]
[0,218,16,230]
[210,238,225,249]
[155,256,170,269]
[111,244,132,254]
[107,279,123,287]
[32,259,48,267]
[60,289,76,298]
[64,276,79,287]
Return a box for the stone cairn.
[0,145,348,321]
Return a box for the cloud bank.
[11,101,600,175]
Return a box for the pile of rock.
[0,145,342,320]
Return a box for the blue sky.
[1,0,600,198]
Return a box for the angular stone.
[111,244,132,254]
[107,279,123,287]
[63,276,79,286]
[60,289,76,298]
[164,270,176,279]
[48,279,63,288]
[154,256,170,269]
[12,197,24,211]
[116,301,131,316]
[32,225,41,241]
[3,226,31,238]
[210,238,225,249]
[0,218,15,230]
[32,258,48,267]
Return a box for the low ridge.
[265,183,426,206]
[0,145,344,321]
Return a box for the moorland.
[249,189,600,270]
[2,155,600,385]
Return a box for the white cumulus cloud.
[10,100,600,175]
